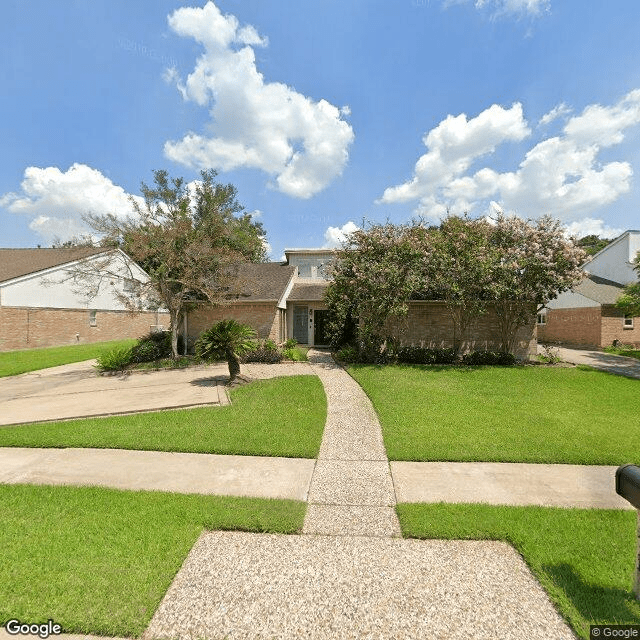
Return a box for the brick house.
[537,230,640,348]
[0,247,169,351]
[186,248,536,358]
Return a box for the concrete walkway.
[540,344,640,379]
[144,351,576,639]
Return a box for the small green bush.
[95,346,133,372]
[129,331,185,363]
[397,346,458,364]
[263,338,278,351]
[283,338,298,349]
[282,347,307,361]
[462,351,516,366]
[335,345,359,363]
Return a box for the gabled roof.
[231,263,296,301]
[0,247,108,284]
[573,275,625,305]
[287,281,331,302]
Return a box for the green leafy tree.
[81,169,267,358]
[194,319,257,382]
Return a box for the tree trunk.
[170,308,180,359]
[227,353,241,381]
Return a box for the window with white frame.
[89,310,97,327]
[123,278,136,293]
[537,311,547,325]
[623,314,634,328]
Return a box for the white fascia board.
[277,270,298,309]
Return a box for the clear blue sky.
[2,0,640,259]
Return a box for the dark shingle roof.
[230,263,296,301]
[0,247,108,284]
[574,274,625,305]
[287,281,331,302]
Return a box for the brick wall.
[188,302,280,343]
[537,306,601,347]
[0,306,169,351]
[601,305,640,347]
[386,301,536,358]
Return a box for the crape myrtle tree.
[616,251,640,317]
[415,215,497,354]
[326,214,586,359]
[488,215,586,353]
[80,169,267,358]
[324,222,427,358]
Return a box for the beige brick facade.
[538,305,640,348]
[188,302,281,343]
[601,305,640,347]
[386,301,537,358]
[0,306,169,351]
[537,307,601,348]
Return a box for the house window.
[537,312,547,326]
[623,315,634,328]
[123,278,136,293]
[89,310,97,327]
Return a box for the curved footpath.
[1,348,635,639]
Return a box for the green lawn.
[0,340,136,377]
[604,345,640,360]
[0,484,305,637]
[348,364,640,464]
[397,503,640,640]
[0,375,326,458]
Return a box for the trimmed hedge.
[396,346,458,365]
[461,350,516,366]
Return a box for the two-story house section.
[284,249,335,347]
[538,230,640,348]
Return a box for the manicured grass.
[347,364,640,464]
[397,503,640,640]
[0,484,305,637]
[0,340,136,377]
[604,345,640,360]
[0,375,326,458]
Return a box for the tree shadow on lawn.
[541,561,640,632]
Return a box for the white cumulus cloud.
[380,89,640,226]
[1,163,142,244]
[164,1,354,199]
[323,221,360,248]
[539,102,571,126]
[379,102,530,214]
[563,218,624,240]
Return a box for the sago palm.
[195,319,257,382]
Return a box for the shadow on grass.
[542,561,640,627]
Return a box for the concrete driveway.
[0,360,231,426]
[538,344,640,379]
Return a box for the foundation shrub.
[461,351,516,366]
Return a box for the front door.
[313,309,330,346]
[293,306,308,344]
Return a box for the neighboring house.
[538,230,640,348]
[0,247,169,351]
[186,248,536,358]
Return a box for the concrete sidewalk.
[0,447,628,509]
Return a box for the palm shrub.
[195,320,257,382]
